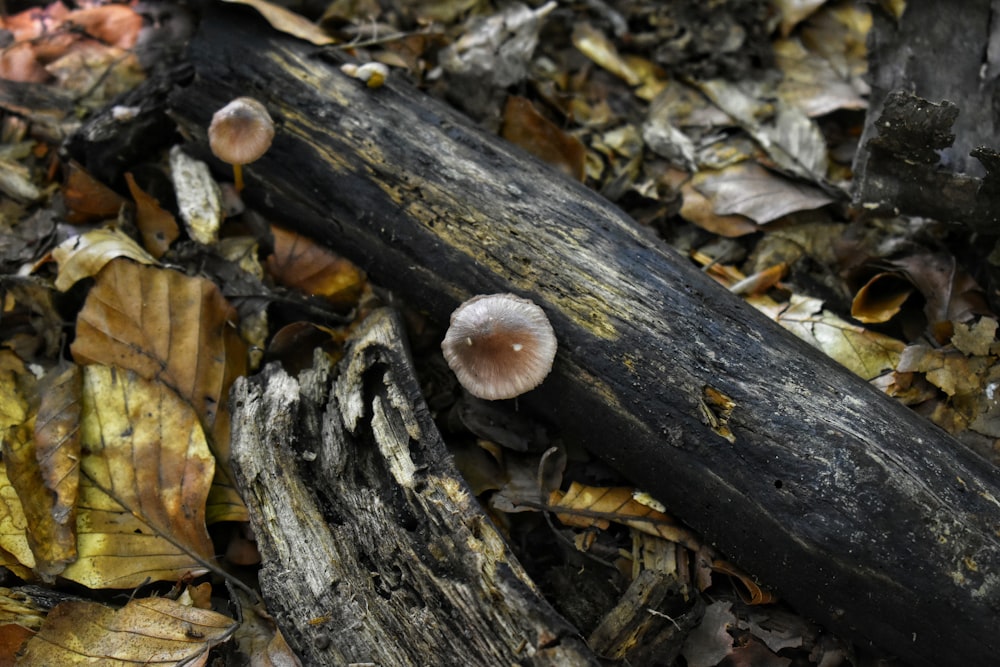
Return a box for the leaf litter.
[1,0,999,664]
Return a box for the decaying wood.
[172,9,1000,666]
[853,0,1000,230]
[230,308,599,666]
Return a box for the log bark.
[229,308,599,666]
[169,9,1000,666]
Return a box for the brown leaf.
[2,362,81,580]
[125,173,179,258]
[17,597,236,665]
[850,272,914,324]
[0,622,34,665]
[70,259,248,522]
[550,483,702,551]
[680,179,759,237]
[221,0,336,45]
[266,225,367,307]
[62,162,127,224]
[502,96,586,181]
[58,365,216,588]
[891,252,992,327]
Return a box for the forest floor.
[1,0,995,665]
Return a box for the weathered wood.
[853,0,1000,230]
[172,9,1000,666]
[230,308,599,666]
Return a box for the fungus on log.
[168,8,1000,667]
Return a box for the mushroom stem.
[233,163,244,193]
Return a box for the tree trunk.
[168,8,1000,666]
[229,309,599,666]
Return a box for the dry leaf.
[0,462,34,572]
[681,600,736,667]
[222,0,336,45]
[51,228,156,292]
[0,622,34,663]
[550,483,702,551]
[694,80,829,182]
[774,37,867,118]
[896,345,988,398]
[712,559,777,605]
[266,225,366,306]
[169,146,223,246]
[56,365,215,588]
[62,162,127,225]
[693,162,833,225]
[951,317,998,357]
[772,0,826,36]
[850,272,914,324]
[891,252,991,327]
[2,363,81,580]
[17,596,236,665]
[502,96,586,181]
[61,6,143,49]
[752,294,906,379]
[125,173,180,258]
[680,179,759,237]
[70,259,248,523]
[572,22,641,86]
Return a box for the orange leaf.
[712,558,777,605]
[851,272,913,324]
[502,96,586,181]
[62,162,126,224]
[125,173,179,258]
[266,225,366,306]
[61,6,143,49]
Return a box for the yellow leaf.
[17,597,236,665]
[0,461,34,571]
[752,294,905,380]
[59,365,215,589]
[71,260,247,522]
[51,228,156,292]
[2,362,81,579]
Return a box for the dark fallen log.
[229,309,599,666]
[168,9,1000,666]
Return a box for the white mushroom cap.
[442,293,557,400]
[208,97,275,166]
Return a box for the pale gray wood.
[230,309,599,666]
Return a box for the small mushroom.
[341,62,390,88]
[441,293,557,400]
[208,97,275,193]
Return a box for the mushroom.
[208,97,275,193]
[340,62,390,88]
[441,293,557,400]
